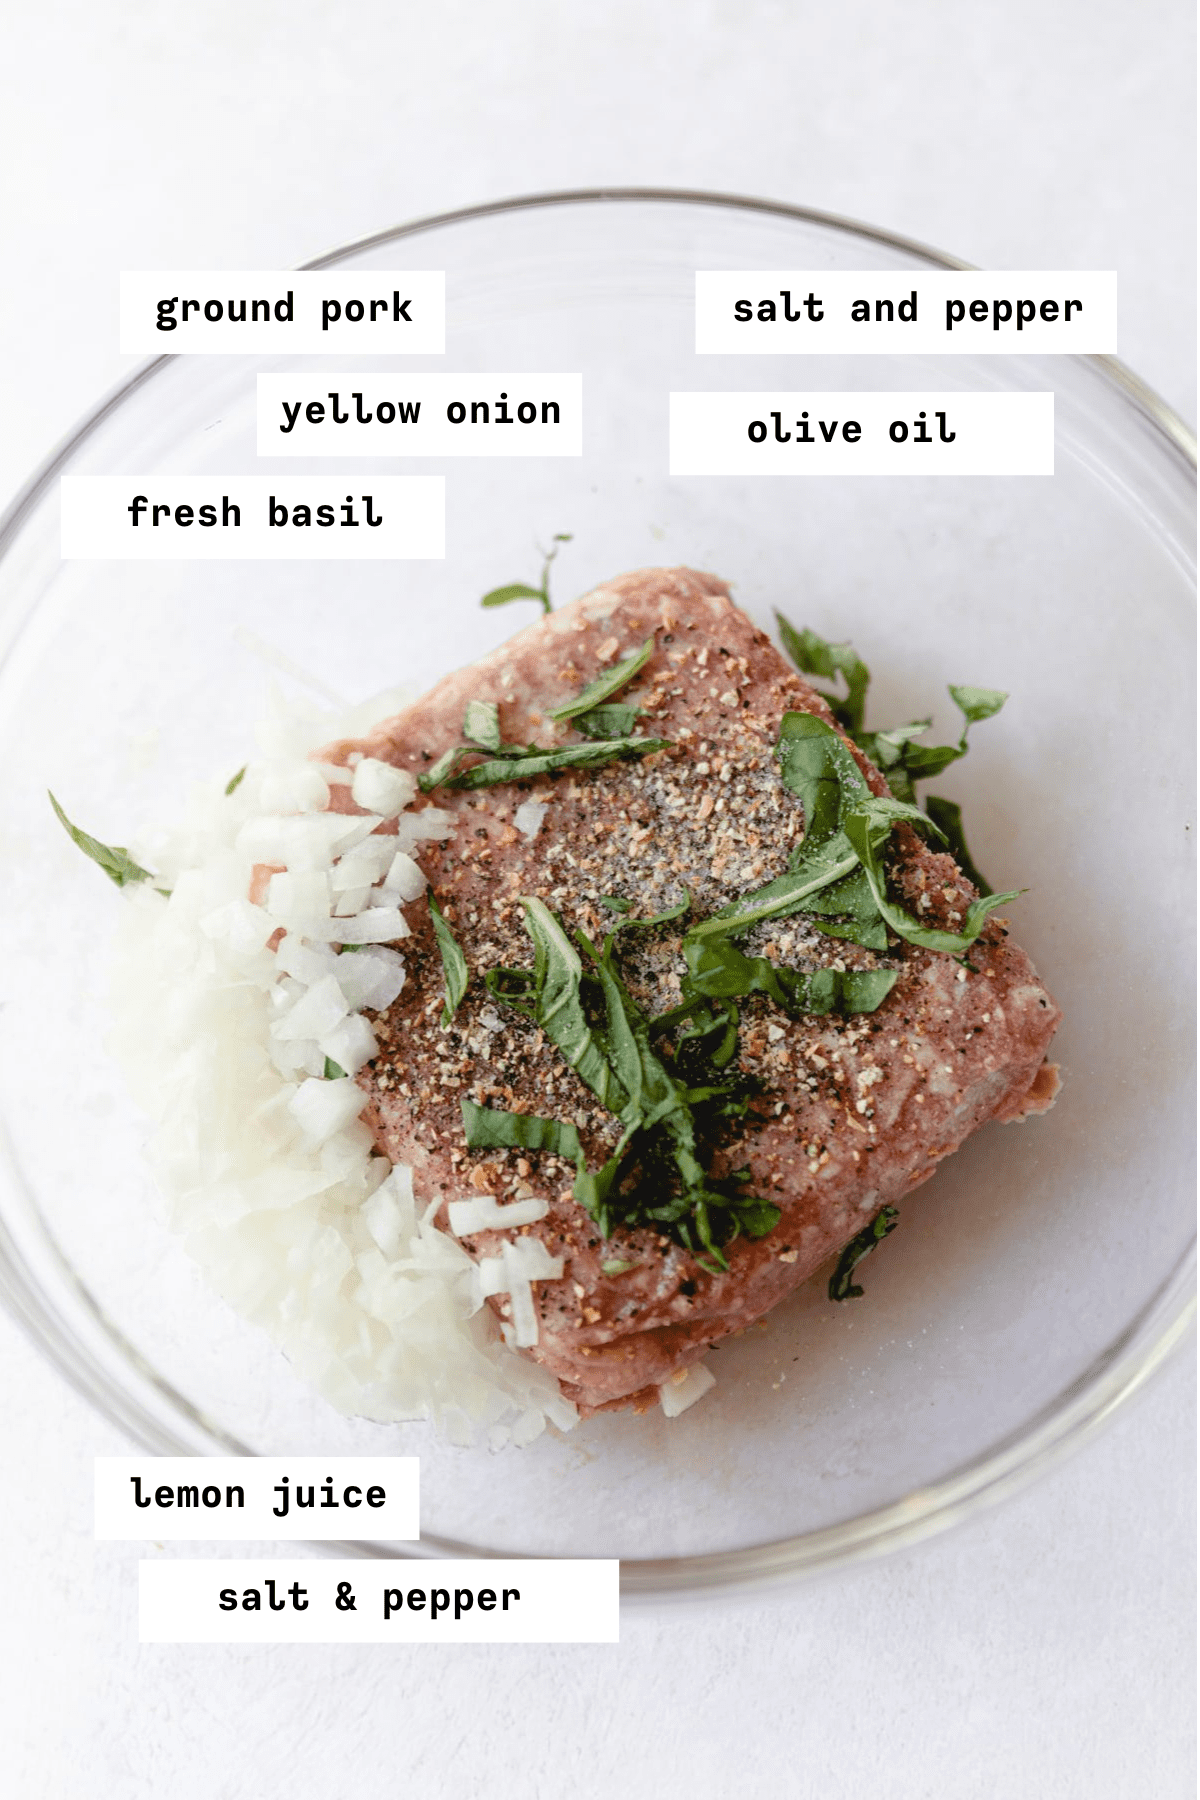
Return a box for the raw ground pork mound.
[323,567,1061,1415]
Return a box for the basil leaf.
[582,933,688,1140]
[461,1097,582,1162]
[859,719,932,769]
[418,745,472,793]
[517,898,629,1114]
[461,1093,630,1248]
[882,739,963,789]
[777,619,1005,802]
[856,720,934,805]
[842,799,1019,955]
[671,1182,782,1272]
[681,937,897,1017]
[549,636,655,722]
[694,716,1015,962]
[950,684,1007,730]
[579,931,777,1267]
[775,710,871,842]
[797,866,890,951]
[829,1205,899,1301]
[924,794,994,896]
[601,1258,640,1276]
[48,792,155,889]
[483,964,538,1015]
[428,893,469,1028]
[323,1056,347,1080]
[573,1152,629,1235]
[480,581,550,613]
[443,735,671,789]
[692,710,1011,958]
[480,535,572,614]
[728,1195,783,1238]
[224,766,246,796]
[574,702,640,739]
[463,699,501,751]
[775,615,871,736]
[603,892,690,933]
[707,1000,742,1068]
[656,997,743,1068]
[861,687,1008,804]
[687,838,860,944]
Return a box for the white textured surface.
[0,4,1194,1795]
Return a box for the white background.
[0,4,1193,1797]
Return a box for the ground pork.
[322,567,1061,1414]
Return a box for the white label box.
[121,271,444,354]
[139,1559,620,1643]
[257,373,582,456]
[695,271,1117,355]
[96,1458,419,1541]
[669,392,1053,476]
[60,476,444,559]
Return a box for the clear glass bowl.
[0,190,1193,1598]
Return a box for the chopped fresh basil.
[517,898,629,1113]
[924,795,993,896]
[790,866,890,952]
[601,892,690,932]
[573,925,781,1269]
[855,719,941,805]
[776,616,1009,872]
[660,996,742,1069]
[323,1056,347,1080]
[479,897,780,1271]
[776,707,871,839]
[419,724,670,792]
[680,936,897,1017]
[775,614,870,735]
[224,766,246,796]
[857,685,1007,805]
[482,963,538,1012]
[427,892,469,1028]
[950,684,1008,728]
[828,1205,899,1301]
[549,637,655,722]
[574,701,640,739]
[690,710,887,952]
[461,1097,582,1162]
[417,626,670,795]
[687,711,1016,968]
[480,533,572,615]
[841,797,1019,956]
[686,840,861,945]
[480,581,550,612]
[440,735,671,790]
[463,699,501,752]
[48,792,156,890]
[418,744,473,793]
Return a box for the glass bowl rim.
[0,186,1194,1601]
